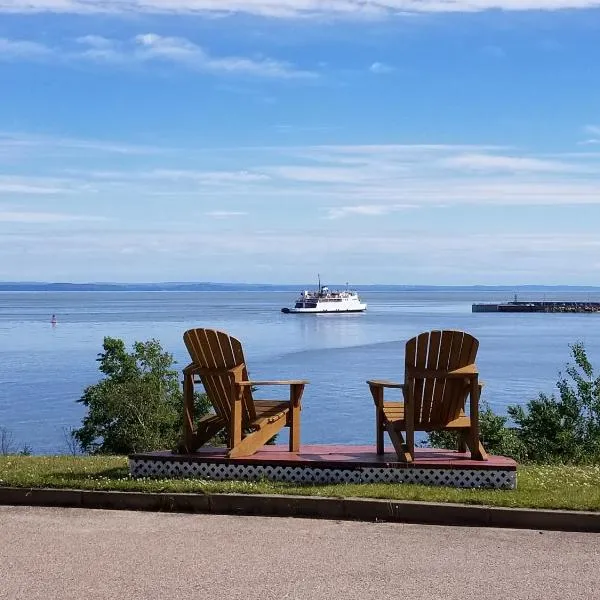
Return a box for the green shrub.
[73,337,213,454]
[508,342,600,464]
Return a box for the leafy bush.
[73,337,213,454]
[508,342,600,464]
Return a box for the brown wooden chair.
[180,328,308,458]
[367,330,488,463]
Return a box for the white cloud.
[0,210,106,223]
[2,1,600,17]
[0,131,167,155]
[205,210,248,218]
[577,125,600,146]
[0,37,53,59]
[326,204,416,219]
[0,33,316,79]
[4,139,600,209]
[369,61,394,74]
[147,169,269,183]
[0,175,84,194]
[440,153,591,173]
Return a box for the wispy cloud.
[0,33,316,79]
[440,153,592,173]
[0,175,87,195]
[369,62,394,74]
[0,131,168,155]
[205,210,248,218]
[580,125,600,145]
[326,204,417,219]
[0,210,106,223]
[4,140,600,208]
[0,37,52,59]
[2,1,600,17]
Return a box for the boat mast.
[318,273,321,294]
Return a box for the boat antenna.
[318,273,321,293]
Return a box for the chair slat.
[421,330,441,424]
[183,329,224,419]
[184,328,231,422]
[431,330,454,423]
[203,329,233,422]
[412,331,430,424]
[229,335,256,422]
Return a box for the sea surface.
[1,289,600,454]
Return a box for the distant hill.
[1,282,600,292]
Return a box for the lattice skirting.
[128,459,516,489]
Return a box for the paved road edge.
[1,487,598,532]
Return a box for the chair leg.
[376,412,385,455]
[181,372,196,453]
[458,431,468,453]
[289,403,301,452]
[193,418,225,449]
[406,425,415,463]
[229,383,243,451]
[464,428,488,461]
[228,418,285,458]
[386,423,412,463]
[288,383,303,452]
[467,376,487,460]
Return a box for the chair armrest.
[446,364,479,378]
[237,380,309,387]
[367,379,404,389]
[183,363,201,376]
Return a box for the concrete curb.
[1,487,599,532]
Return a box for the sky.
[1,1,600,285]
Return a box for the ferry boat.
[281,278,367,314]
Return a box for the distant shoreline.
[1,283,600,293]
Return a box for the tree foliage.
[508,342,600,463]
[73,337,211,454]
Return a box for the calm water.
[1,289,600,453]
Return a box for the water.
[1,289,600,454]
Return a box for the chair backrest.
[183,328,256,425]
[404,330,479,427]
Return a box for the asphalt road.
[1,506,599,600]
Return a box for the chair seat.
[251,400,291,428]
[382,402,471,429]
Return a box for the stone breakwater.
[472,301,600,313]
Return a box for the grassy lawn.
[2,456,600,512]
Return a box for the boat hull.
[282,305,367,314]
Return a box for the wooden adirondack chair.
[180,328,307,458]
[367,330,488,463]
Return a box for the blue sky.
[2,1,600,285]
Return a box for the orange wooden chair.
[180,328,307,457]
[367,330,488,463]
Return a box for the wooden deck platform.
[129,445,517,489]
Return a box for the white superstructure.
[281,282,367,314]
